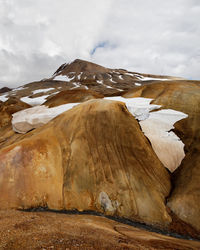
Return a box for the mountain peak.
[53,59,109,76]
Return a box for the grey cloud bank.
[0,0,200,87]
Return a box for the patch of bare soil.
[0,210,199,249]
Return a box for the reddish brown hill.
[0,59,183,105]
[0,99,171,228]
[44,89,103,107]
[124,80,200,231]
[53,59,109,75]
[0,87,11,94]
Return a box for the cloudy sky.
[0,0,200,87]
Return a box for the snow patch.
[105,85,113,89]
[97,80,103,84]
[71,82,80,89]
[21,95,50,106]
[12,103,79,134]
[14,86,27,91]
[139,76,170,81]
[125,72,135,76]
[0,94,8,102]
[105,96,188,172]
[105,97,161,120]
[140,109,188,172]
[110,78,117,83]
[32,88,55,95]
[53,74,74,82]
[135,83,142,86]
[77,72,83,80]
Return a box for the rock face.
[11,95,188,173]
[0,99,171,227]
[0,97,31,128]
[0,59,200,242]
[124,80,200,231]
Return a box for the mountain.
[0,87,12,94]
[0,59,200,244]
[0,59,184,106]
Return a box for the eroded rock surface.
[0,60,200,240]
[0,99,171,227]
[0,97,31,128]
[124,80,200,231]
[12,96,187,173]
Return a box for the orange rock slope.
[0,59,200,242]
[0,97,30,128]
[124,80,200,231]
[0,99,171,228]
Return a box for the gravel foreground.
[0,210,200,249]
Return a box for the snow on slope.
[12,103,79,134]
[11,97,188,172]
[104,96,161,120]
[20,95,50,106]
[0,94,8,102]
[32,88,55,95]
[53,74,74,81]
[139,109,188,172]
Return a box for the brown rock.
[124,80,200,231]
[3,59,182,103]
[44,88,104,107]
[0,97,31,128]
[0,87,11,94]
[0,210,199,249]
[53,58,109,75]
[0,99,171,228]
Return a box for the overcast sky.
[0,0,200,88]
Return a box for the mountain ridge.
[0,59,200,244]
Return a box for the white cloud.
[0,0,200,87]
[0,0,113,87]
[91,0,200,79]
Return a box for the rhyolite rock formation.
[44,89,103,107]
[124,80,200,231]
[0,99,171,228]
[11,95,188,173]
[0,97,31,128]
[0,59,200,241]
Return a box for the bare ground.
[0,210,199,249]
